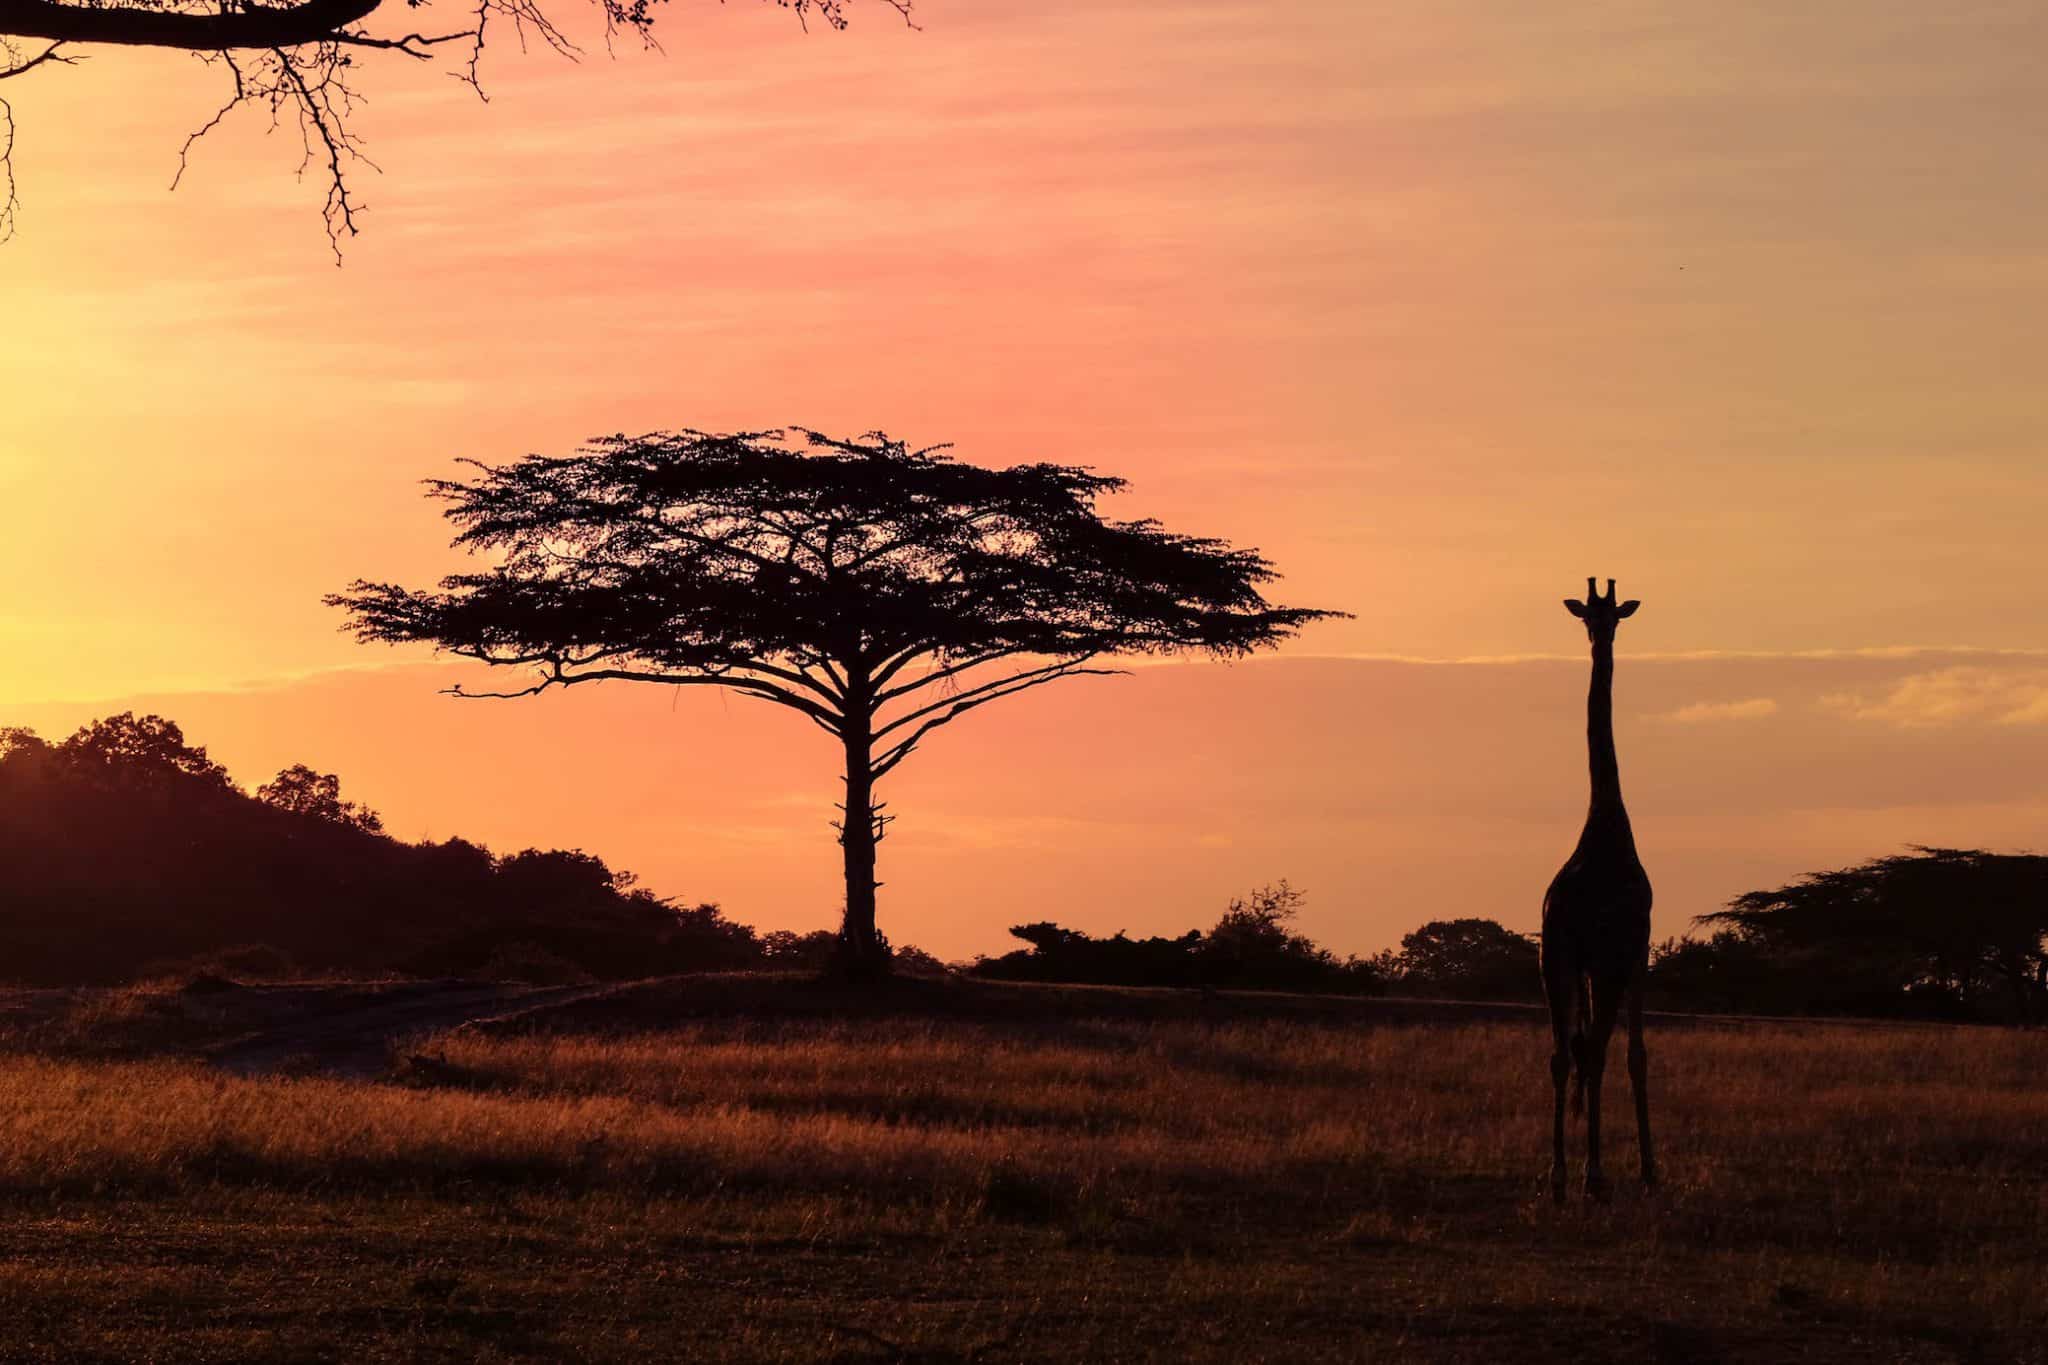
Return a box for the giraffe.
[1542,577,1655,1202]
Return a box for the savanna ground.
[0,975,2040,1363]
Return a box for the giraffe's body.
[1541,578,1656,1201]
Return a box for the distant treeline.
[1662,847,2048,1023]
[975,851,2048,1025]
[3,716,2044,1022]
[0,714,863,986]
[968,884,1537,1002]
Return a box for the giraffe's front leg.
[1549,1044,1570,1203]
[1582,1074,1611,1205]
[1627,984,1655,1191]
[1581,996,1620,1203]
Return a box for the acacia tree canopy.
[1699,846,2048,1021]
[329,427,1343,975]
[0,0,908,249]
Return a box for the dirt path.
[0,972,1928,1083]
[205,980,626,1079]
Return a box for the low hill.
[0,713,771,985]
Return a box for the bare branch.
[337,28,481,59]
[0,0,383,51]
[736,657,849,705]
[873,646,1028,703]
[444,655,845,733]
[0,93,15,243]
[0,36,77,240]
[874,655,1104,738]
[163,44,377,255]
[813,655,851,697]
[171,52,244,191]
[0,38,68,77]
[274,46,360,255]
[0,0,907,251]
[870,661,1122,780]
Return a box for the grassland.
[0,977,2041,1362]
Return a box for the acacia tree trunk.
[835,721,890,979]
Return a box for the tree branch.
[874,655,1103,738]
[870,660,1120,779]
[873,646,1026,703]
[740,657,849,706]
[0,36,77,240]
[618,513,827,586]
[867,640,938,691]
[336,27,483,58]
[0,96,14,244]
[273,45,362,252]
[0,0,381,50]
[0,0,906,252]
[0,37,68,76]
[171,53,245,192]
[444,656,845,734]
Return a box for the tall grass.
[0,1014,2041,1340]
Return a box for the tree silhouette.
[1699,846,2048,1022]
[0,0,907,249]
[0,711,780,983]
[1201,880,1343,987]
[56,711,234,791]
[972,884,1385,993]
[1388,917,1540,1001]
[329,427,1340,976]
[257,763,385,833]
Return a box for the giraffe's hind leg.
[1540,947,1576,1203]
[1626,974,1655,1189]
[1581,976,1624,1202]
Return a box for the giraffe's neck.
[1579,637,1636,851]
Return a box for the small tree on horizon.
[1389,917,1541,1001]
[256,763,386,834]
[1202,880,1338,983]
[328,427,1341,977]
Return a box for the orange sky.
[5,1,2048,959]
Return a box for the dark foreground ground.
[0,973,2038,1363]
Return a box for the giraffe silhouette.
[1542,577,1655,1202]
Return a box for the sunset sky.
[5,0,2048,959]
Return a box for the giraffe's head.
[1563,577,1639,643]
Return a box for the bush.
[974,884,1384,996]
[1382,919,1540,1002]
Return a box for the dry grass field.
[0,977,2040,1362]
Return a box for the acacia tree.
[0,0,906,249]
[329,427,1340,976]
[1702,846,2048,1022]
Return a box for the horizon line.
[7,642,2048,712]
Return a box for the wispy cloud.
[1823,667,2048,728]
[1665,697,1779,724]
